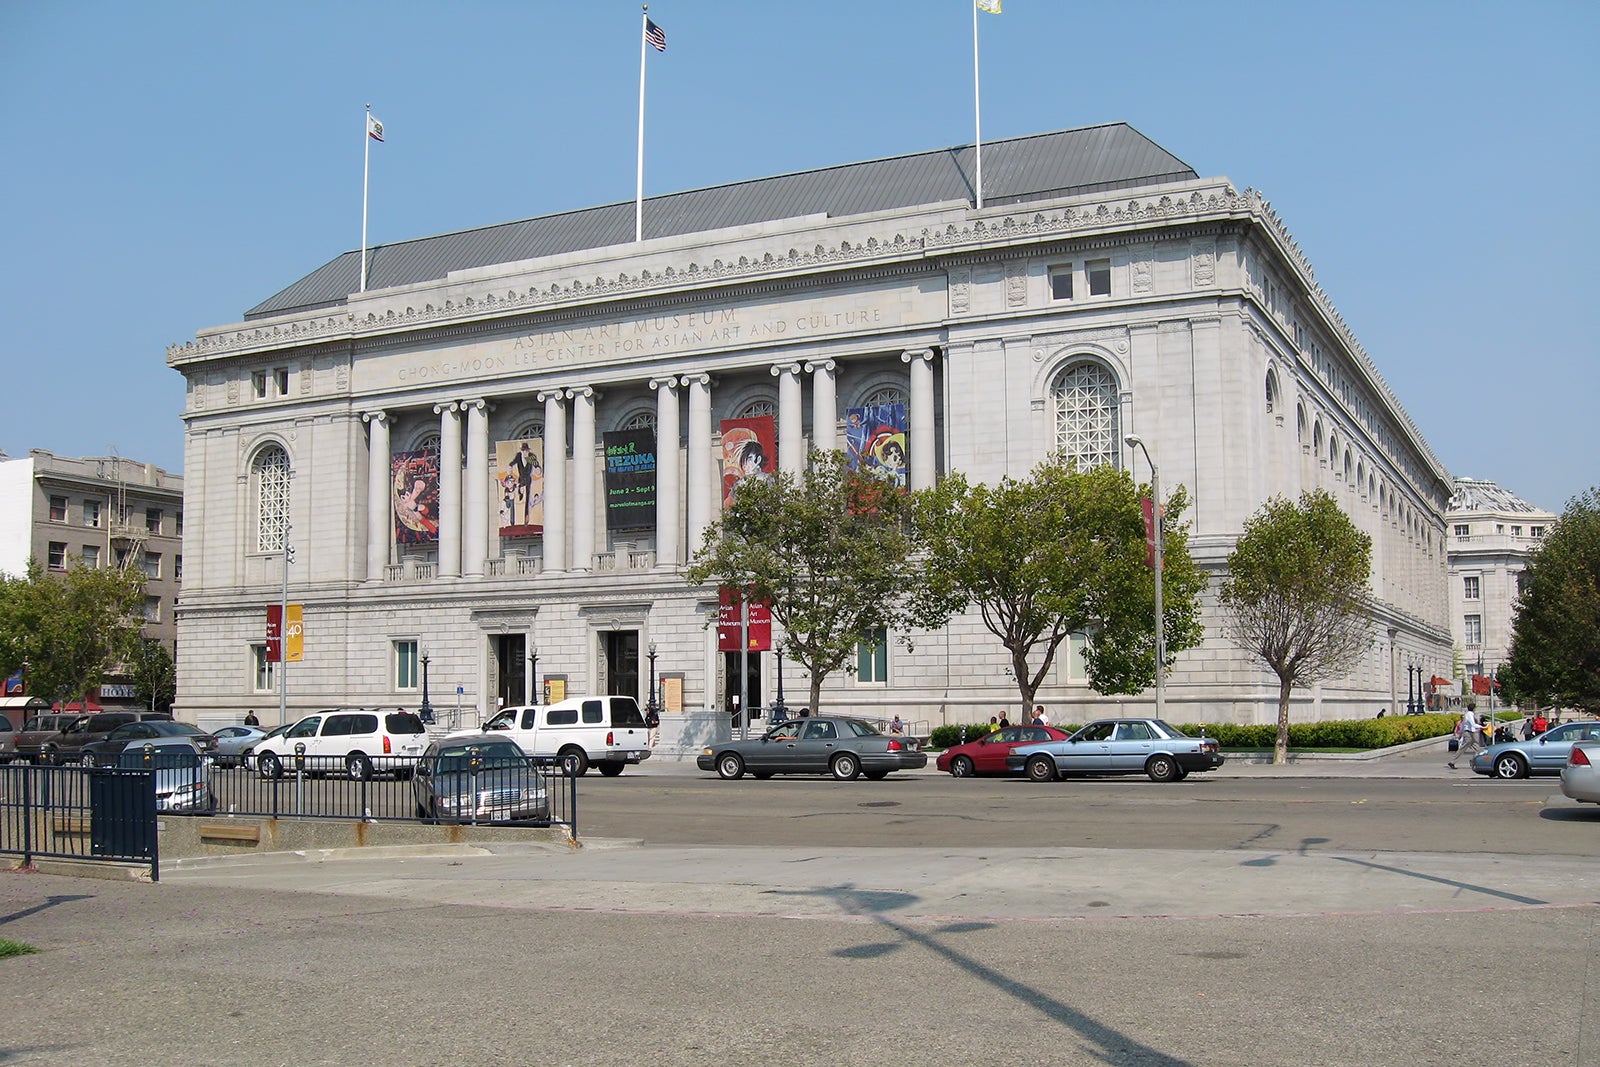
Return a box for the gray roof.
[245,123,1195,321]
[1448,478,1547,515]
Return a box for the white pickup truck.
[456,695,652,776]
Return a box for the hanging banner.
[265,604,281,663]
[392,450,440,544]
[266,604,304,663]
[717,587,773,652]
[845,402,907,488]
[496,439,545,537]
[719,415,777,508]
[285,603,304,663]
[602,428,657,530]
[1141,497,1157,567]
[4,669,25,695]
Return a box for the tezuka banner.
[602,428,657,530]
[496,438,545,538]
[845,402,908,488]
[718,415,777,508]
[391,450,441,544]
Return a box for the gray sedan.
[698,716,927,781]
[1470,720,1600,779]
[1008,718,1225,783]
[211,725,269,768]
[412,735,549,823]
[1559,742,1600,804]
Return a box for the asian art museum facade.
[167,123,1454,737]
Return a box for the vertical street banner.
[1140,497,1158,567]
[391,450,440,544]
[717,587,773,652]
[496,439,545,537]
[285,604,303,662]
[266,605,305,663]
[602,428,657,530]
[3,669,23,695]
[719,415,776,508]
[845,403,908,488]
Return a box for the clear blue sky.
[3,1,1594,512]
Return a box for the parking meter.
[468,746,482,777]
[294,741,307,773]
[141,742,154,766]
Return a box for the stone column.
[902,348,936,491]
[569,386,596,572]
[683,373,712,554]
[435,401,462,577]
[539,390,568,573]
[461,398,488,577]
[805,359,837,456]
[651,376,681,568]
[362,410,389,580]
[773,362,803,476]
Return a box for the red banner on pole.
[265,605,283,663]
[1140,497,1157,568]
[717,587,773,652]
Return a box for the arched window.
[1050,360,1121,470]
[621,410,657,432]
[513,420,543,441]
[863,386,905,408]
[738,399,777,419]
[1265,370,1277,414]
[416,432,441,456]
[253,443,290,553]
[1296,406,1306,445]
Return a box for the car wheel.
[1026,755,1058,783]
[1493,753,1528,780]
[42,746,58,766]
[598,761,625,777]
[257,753,282,779]
[559,747,589,776]
[950,755,976,778]
[717,753,745,780]
[76,753,94,768]
[1146,755,1180,783]
[831,753,860,781]
[346,754,373,780]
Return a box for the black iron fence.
[0,764,161,880]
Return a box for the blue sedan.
[1470,720,1600,779]
[1008,718,1225,783]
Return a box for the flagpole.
[973,1,984,210]
[636,6,649,243]
[361,103,372,292]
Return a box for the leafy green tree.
[1502,487,1600,712]
[0,561,147,707]
[686,451,924,716]
[130,638,177,714]
[1218,490,1373,764]
[913,459,1207,720]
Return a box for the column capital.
[433,401,460,416]
[649,376,680,392]
[900,348,936,366]
[458,397,488,414]
[680,372,711,388]
[803,359,837,375]
[536,389,566,404]
[566,385,597,401]
[770,362,803,378]
[362,410,388,425]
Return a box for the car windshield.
[431,743,526,772]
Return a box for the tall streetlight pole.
[527,645,539,705]
[646,641,659,721]
[1124,435,1164,722]
[420,648,433,722]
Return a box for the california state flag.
[367,113,384,142]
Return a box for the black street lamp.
[420,648,433,722]
[527,645,539,705]
[646,642,659,720]
[1406,664,1418,715]
[772,644,789,722]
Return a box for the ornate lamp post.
[646,641,660,720]
[772,643,789,721]
[527,644,539,705]
[420,648,433,721]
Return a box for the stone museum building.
[167,123,1454,736]
[1445,478,1556,682]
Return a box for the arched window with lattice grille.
[253,443,290,552]
[1050,360,1121,470]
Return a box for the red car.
[936,725,1072,777]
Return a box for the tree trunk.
[1274,675,1294,765]
[808,676,823,718]
[1012,645,1036,723]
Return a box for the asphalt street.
[1,739,1596,1066]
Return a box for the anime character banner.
[719,415,777,507]
[845,403,908,488]
[602,428,656,530]
[392,450,441,545]
[496,439,545,538]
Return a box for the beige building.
[0,449,184,706]
[166,124,1454,736]
[1446,478,1556,683]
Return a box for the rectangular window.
[856,628,888,684]
[142,553,162,579]
[1530,526,1544,538]
[49,496,68,522]
[146,508,163,533]
[83,500,101,528]
[395,640,419,690]
[176,511,184,535]
[252,370,268,399]
[1048,265,1074,300]
[1463,576,1480,600]
[1086,258,1112,297]
[1464,615,1483,647]
[81,544,100,568]
[47,542,67,570]
[142,596,161,623]
[252,645,276,692]
[274,367,290,396]
[1453,524,1470,537]
[1510,525,1521,537]
[175,555,183,581]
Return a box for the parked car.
[50,711,173,764]
[210,725,269,768]
[14,712,86,764]
[1559,743,1600,804]
[252,708,428,779]
[936,725,1073,777]
[698,716,927,781]
[1470,720,1600,779]
[412,735,549,823]
[0,714,16,764]
[454,695,650,776]
[81,721,217,767]
[1008,718,1226,783]
[116,738,216,813]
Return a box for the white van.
[461,695,651,776]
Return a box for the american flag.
[645,18,666,52]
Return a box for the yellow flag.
[286,604,304,662]
[977,0,1001,12]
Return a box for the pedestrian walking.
[243,709,259,726]
[1449,706,1480,768]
